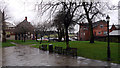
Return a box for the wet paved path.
[2,42,120,67]
[0,47,2,67]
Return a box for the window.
[81,33,82,35]
[83,27,86,30]
[104,31,107,35]
[98,32,101,34]
[83,33,85,35]
[80,27,82,29]
[83,28,86,30]
[100,25,103,28]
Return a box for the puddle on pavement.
[2,44,120,67]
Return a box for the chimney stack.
[25,16,27,21]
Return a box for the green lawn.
[9,40,50,45]
[2,40,16,47]
[9,40,120,64]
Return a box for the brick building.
[78,20,120,41]
[78,20,108,41]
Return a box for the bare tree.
[35,22,49,43]
[1,9,10,42]
[46,22,54,42]
[52,10,76,42]
[40,0,82,48]
[52,11,65,42]
[1,11,7,42]
[80,2,106,43]
[36,0,109,46]
[0,0,11,42]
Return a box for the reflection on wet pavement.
[2,43,120,67]
[0,46,2,67]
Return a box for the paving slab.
[0,42,2,67]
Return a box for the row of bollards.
[49,44,53,53]
[41,44,77,58]
[40,44,53,52]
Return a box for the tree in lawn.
[1,11,6,42]
[35,23,48,44]
[40,0,82,47]
[61,2,80,48]
[52,11,65,42]
[52,10,76,42]
[81,2,106,43]
[34,28,39,42]
[45,22,54,42]
[0,9,10,42]
[37,0,107,46]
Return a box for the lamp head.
[106,15,110,21]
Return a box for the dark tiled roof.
[80,23,89,27]
[14,19,34,33]
[80,20,107,28]
[93,20,106,27]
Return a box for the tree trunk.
[33,33,35,40]
[58,31,62,42]
[40,36,42,44]
[48,35,50,42]
[59,35,62,42]
[18,34,20,40]
[58,29,64,42]
[58,30,61,42]
[2,30,6,42]
[15,33,17,40]
[83,2,94,43]
[22,34,23,42]
[2,11,6,42]
[65,27,69,48]
[62,29,65,42]
[23,34,26,42]
[89,21,94,43]
[36,34,38,42]
[30,33,31,39]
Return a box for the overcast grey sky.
[1,0,120,32]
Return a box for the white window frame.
[98,32,101,34]
[100,25,104,28]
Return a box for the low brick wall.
[94,36,120,43]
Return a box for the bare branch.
[90,11,99,20]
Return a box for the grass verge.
[2,40,16,47]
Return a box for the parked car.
[37,37,48,41]
[53,38,59,41]
[49,38,59,42]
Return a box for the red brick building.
[78,20,108,41]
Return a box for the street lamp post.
[106,15,111,61]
